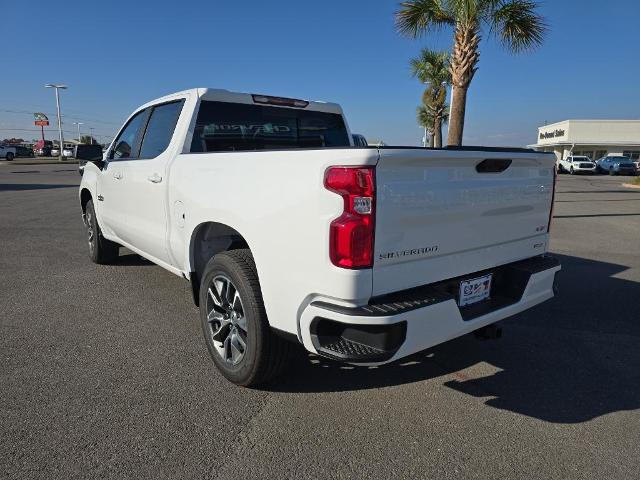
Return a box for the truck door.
[98,109,148,240]
[100,100,185,266]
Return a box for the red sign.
[35,120,49,126]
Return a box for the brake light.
[324,166,375,269]
[547,166,557,232]
[251,94,309,108]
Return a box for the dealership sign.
[34,112,49,126]
[539,128,565,140]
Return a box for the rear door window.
[190,101,350,152]
[139,100,185,159]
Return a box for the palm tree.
[396,0,546,146]
[417,104,449,147]
[417,105,434,147]
[410,49,450,147]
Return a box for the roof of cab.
[139,88,343,115]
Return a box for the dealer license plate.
[458,274,492,307]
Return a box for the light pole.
[89,127,95,144]
[45,84,68,161]
[73,121,84,143]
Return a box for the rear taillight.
[324,166,375,269]
[547,166,557,232]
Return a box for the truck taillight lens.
[324,166,375,269]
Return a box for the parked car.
[596,156,637,175]
[63,147,74,158]
[34,140,53,156]
[14,146,35,158]
[77,88,560,387]
[0,144,17,161]
[50,148,60,157]
[558,155,596,175]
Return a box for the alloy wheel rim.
[206,274,247,365]
[86,211,95,253]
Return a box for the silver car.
[596,156,637,176]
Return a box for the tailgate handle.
[476,159,512,173]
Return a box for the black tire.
[199,249,290,387]
[84,199,119,264]
[6,152,14,161]
[570,167,575,175]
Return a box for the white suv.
[558,155,596,175]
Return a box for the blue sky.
[3,0,639,147]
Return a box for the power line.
[0,109,121,126]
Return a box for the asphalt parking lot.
[1,165,639,479]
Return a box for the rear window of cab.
[190,101,350,152]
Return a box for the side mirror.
[74,144,104,168]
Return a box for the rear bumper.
[300,255,560,364]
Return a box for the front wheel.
[609,168,616,176]
[199,249,290,387]
[570,167,575,175]
[84,199,119,264]
[6,152,14,161]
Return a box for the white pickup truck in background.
[0,145,17,161]
[78,88,560,386]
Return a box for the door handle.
[147,173,163,183]
[113,171,123,180]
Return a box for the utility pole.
[89,127,95,144]
[73,121,84,143]
[45,84,68,161]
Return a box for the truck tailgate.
[373,148,555,296]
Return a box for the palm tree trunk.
[433,117,442,148]
[447,22,480,146]
[447,85,467,146]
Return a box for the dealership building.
[528,120,640,162]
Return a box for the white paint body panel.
[79,88,558,363]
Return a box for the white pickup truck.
[78,88,560,386]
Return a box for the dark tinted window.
[139,100,184,159]
[111,110,146,160]
[190,101,350,152]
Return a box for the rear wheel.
[6,152,14,161]
[199,249,290,387]
[85,199,119,264]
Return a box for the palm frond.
[417,105,435,130]
[410,48,451,85]
[490,0,546,53]
[395,0,455,38]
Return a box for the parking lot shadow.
[113,253,154,266]
[266,254,640,424]
[0,183,76,191]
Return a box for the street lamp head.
[44,84,68,89]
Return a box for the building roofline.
[529,141,640,148]
[539,119,640,129]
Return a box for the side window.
[139,100,185,159]
[111,110,146,160]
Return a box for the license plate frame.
[458,273,493,307]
